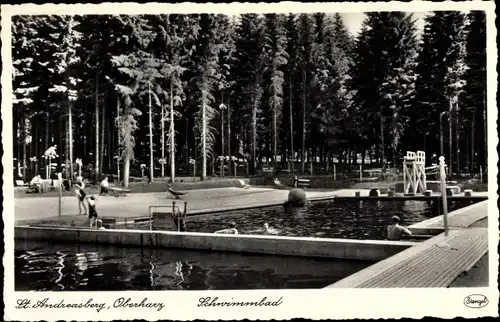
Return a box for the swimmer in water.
[214,222,238,234]
[387,216,412,241]
[247,222,280,235]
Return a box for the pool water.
[182,199,476,240]
[15,240,374,291]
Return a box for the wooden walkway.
[328,227,488,288]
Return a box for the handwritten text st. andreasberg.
[16,297,165,312]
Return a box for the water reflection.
[15,240,373,291]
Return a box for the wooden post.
[439,156,449,236]
[333,163,336,180]
[58,173,62,226]
[403,159,407,194]
[480,166,483,183]
[149,207,152,231]
[359,164,362,182]
[116,158,120,186]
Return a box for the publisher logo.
[463,294,489,308]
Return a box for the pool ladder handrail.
[149,201,187,231]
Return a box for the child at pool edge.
[87,196,97,227]
[387,215,412,241]
[214,222,238,234]
[87,196,104,229]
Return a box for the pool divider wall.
[15,225,417,261]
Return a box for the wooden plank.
[355,228,487,288]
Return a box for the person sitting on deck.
[29,175,42,193]
[100,177,109,195]
[214,222,238,235]
[387,216,412,241]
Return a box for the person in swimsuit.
[387,215,412,241]
[100,177,109,195]
[75,180,87,216]
[87,196,98,227]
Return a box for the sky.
[340,12,430,35]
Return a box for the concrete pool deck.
[14,225,418,261]
[15,187,370,224]
[328,200,490,288]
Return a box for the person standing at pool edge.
[87,196,99,227]
[75,179,87,216]
[387,215,412,240]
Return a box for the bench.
[15,180,29,187]
[295,178,310,189]
[110,187,131,197]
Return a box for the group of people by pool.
[28,173,414,240]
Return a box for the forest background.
[11,11,486,187]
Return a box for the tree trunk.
[380,106,385,175]
[301,69,306,174]
[122,99,131,188]
[289,77,294,176]
[221,92,225,176]
[161,101,165,179]
[95,73,100,183]
[448,98,453,175]
[483,89,487,170]
[272,95,277,175]
[22,116,27,179]
[108,116,112,171]
[68,102,74,179]
[170,81,175,182]
[227,95,232,176]
[465,129,469,172]
[148,82,154,183]
[201,91,207,181]
[100,99,105,175]
[45,112,50,153]
[471,109,475,172]
[456,104,460,173]
[252,90,257,174]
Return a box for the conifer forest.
[12,12,487,187]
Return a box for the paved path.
[328,227,488,288]
[15,187,351,224]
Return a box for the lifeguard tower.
[403,151,427,195]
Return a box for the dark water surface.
[15,240,373,291]
[184,199,476,240]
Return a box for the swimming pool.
[176,199,476,240]
[15,240,374,291]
